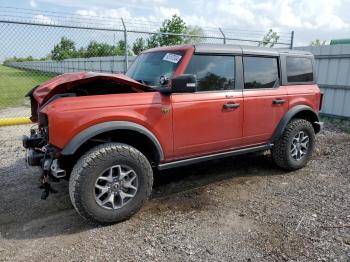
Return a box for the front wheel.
[271,119,315,171]
[69,143,153,224]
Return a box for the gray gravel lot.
[0,123,349,261]
[0,106,30,118]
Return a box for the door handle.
[223,103,240,109]
[272,99,286,105]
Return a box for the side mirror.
[157,74,197,95]
[171,74,197,93]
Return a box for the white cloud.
[75,8,132,19]
[75,10,98,17]
[218,0,255,24]
[36,0,350,45]
[156,6,180,19]
[130,0,167,4]
[33,14,52,24]
[30,0,37,7]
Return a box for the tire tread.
[69,143,153,224]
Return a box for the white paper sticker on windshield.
[163,53,182,63]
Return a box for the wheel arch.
[272,105,321,142]
[61,121,164,164]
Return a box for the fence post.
[290,31,294,49]
[219,27,226,44]
[121,18,128,73]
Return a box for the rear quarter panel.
[286,84,321,112]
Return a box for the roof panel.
[194,43,242,54]
[194,43,313,56]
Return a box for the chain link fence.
[0,7,294,139]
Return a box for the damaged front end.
[23,125,64,199]
[23,128,65,178]
[23,71,152,198]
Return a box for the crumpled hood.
[32,71,152,105]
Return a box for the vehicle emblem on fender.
[161,106,171,114]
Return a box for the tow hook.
[50,159,66,178]
[39,158,65,200]
[39,172,58,200]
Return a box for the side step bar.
[158,144,272,170]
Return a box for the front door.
[171,54,243,159]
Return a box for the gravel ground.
[0,123,349,262]
[0,106,30,118]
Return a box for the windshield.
[126,51,184,87]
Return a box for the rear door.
[242,56,289,145]
[171,54,243,158]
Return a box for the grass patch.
[0,65,56,108]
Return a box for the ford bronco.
[23,44,323,224]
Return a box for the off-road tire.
[271,118,315,171]
[69,143,153,224]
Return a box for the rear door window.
[185,55,235,91]
[243,56,279,89]
[286,57,313,82]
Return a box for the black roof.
[194,43,313,57]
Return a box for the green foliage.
[158,14,187,46]
[49,38,132,60]
[131,15,204,54]
[146,34,159,49]
[81,41,116,57]
[3,56,37,63]
[132,38,146,55]
[77,40,129,57]
[115,40,130,56]
[51,37,77,61]
[310,39,327,46]
[184,25,205,44]
[259,29,280,48]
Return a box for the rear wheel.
[271,119,315,171]
[69,143,153,224]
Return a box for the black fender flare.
[60,121,164,160]
[272,105,320,142]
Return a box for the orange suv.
[23,44,323,224]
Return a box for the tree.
[51,37,77,61]
[146,34,159,49]
[3,56,37,63]
[184,25,205,44]
[82,41,116,57]
[133,15,204,51]
[259,29,280,48]
[115,40,127,55]
[132,37,146,55]
[310,39,327,46]
[158,14,188,46]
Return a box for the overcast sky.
[2,0,350,46]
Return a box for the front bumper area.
[23,131,66,179]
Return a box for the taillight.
[319,93,324,111]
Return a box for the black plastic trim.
[271,105,320,141]
[25,85,39,97]
[61,121,164,160]
[235,56,244,90]
[158,144,271,170]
